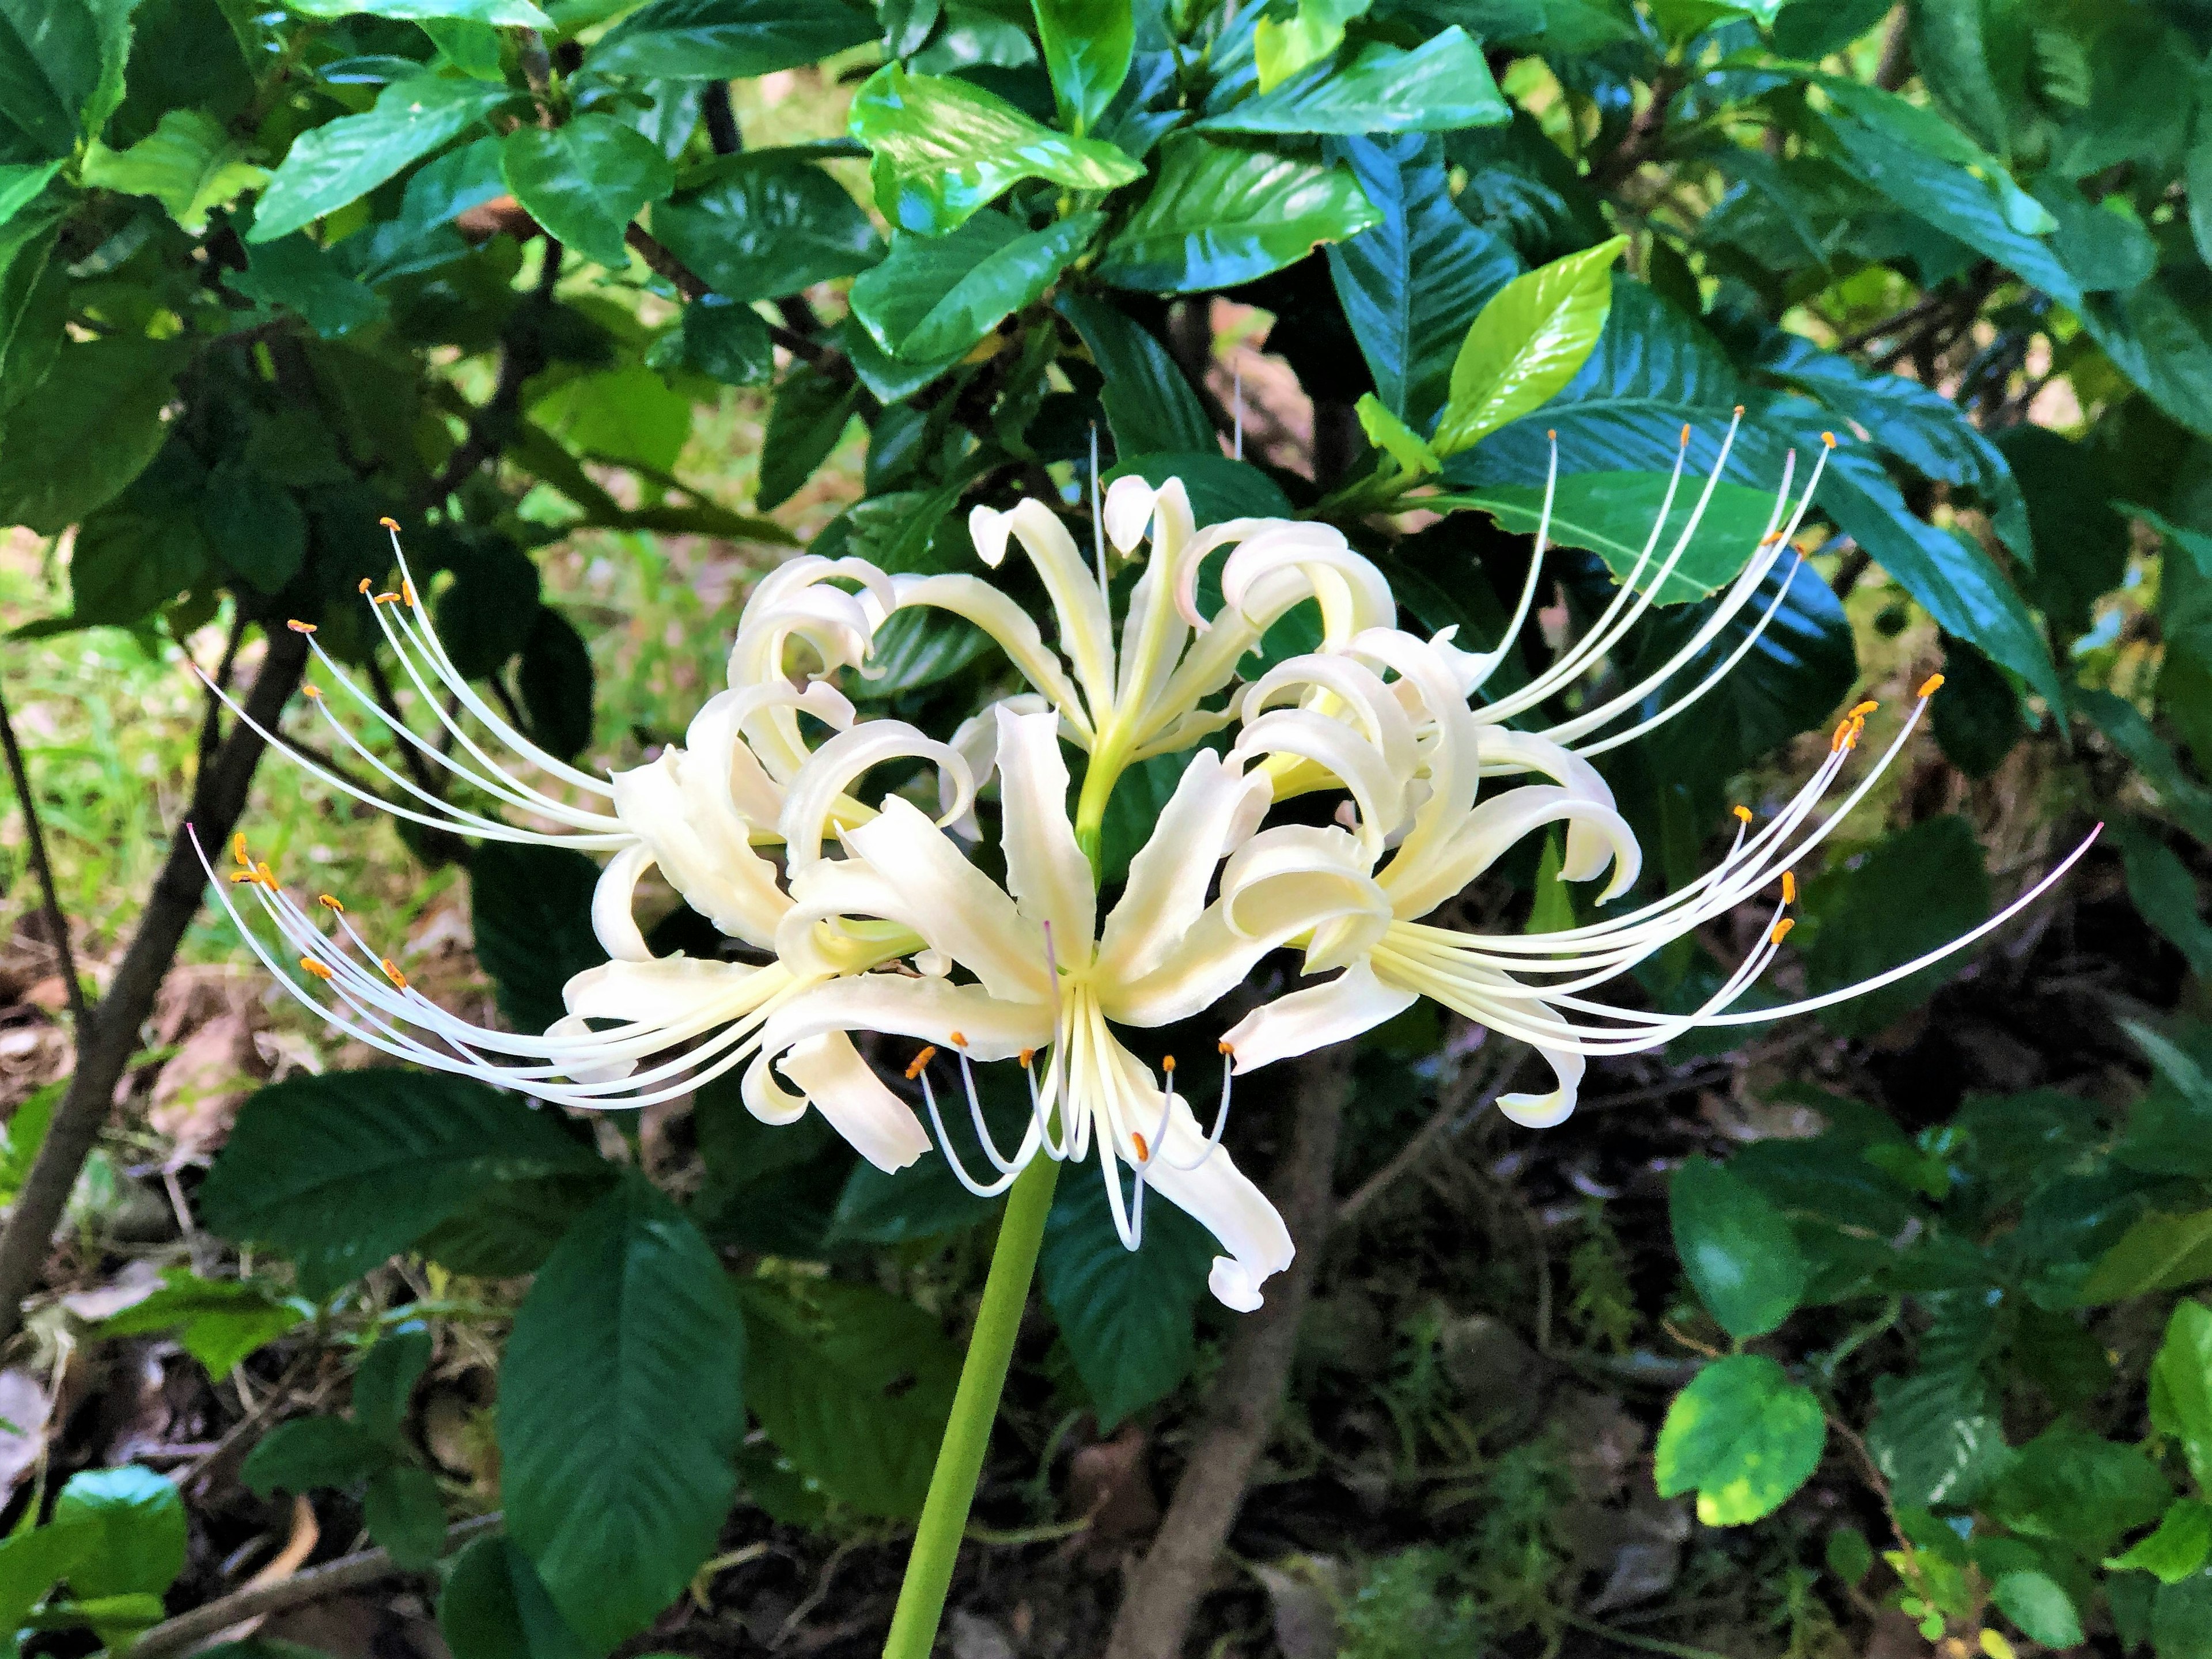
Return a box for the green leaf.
[2155,1572,2212,1659]
[1432,237,1623,456]
[1252,0,1367,90]
[1653,1354,1826,1526]
[501,118,674,271]
[1032,0,1130,134]
[2080,276,2212,444]
[2079,1210,2212,1305]
[1801,815,1992,1038]
[80,108,266,234]
[1200,29,1505,136]
[0,1520,89,1635]
[1928,639,2023,780]
[1990,1571,2083,1649]
[529,364,691,474]
[852,210,1099,363]
[92,1270,306,1380]
[0,0,137,159]
[1094,134,1380,294]
[499,1175,744,1650]
[652,150,881,301]
[52,1467,185,1599]
[757,362,859,510]
[1988,1423,2171,1558]
[438,1535,597,1659]
[587,0,877,78]
[2119,827,2212,980]
[229,233,388,338]
[354,1327,433,1446]
[418,1174,613,1277]
[468,842,608,1036]
[737,1275,959,1518]
[2109,1500,2212,1585]
[0,338,187,535]
[2153,1301,2212,1493]
[1669,1157,1807,1339]
[1445,471,1781,604]
[1355,393,1438,476]
[646,296,773,387]
[283,0,551,21]
[67,491,212,626]
[848,63,1143,235]
[516,608,596,764]
[201,1070,605,1296]
[1055,291,1213,456]
[253,75,517,243]
[364,1464,447,1570]
[1325,133,1520,429]
[202,465,308,594]
[242,1415,393,1496]
[1039,1164,1216,1429]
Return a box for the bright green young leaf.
[500,116,675,270]
[1801,815,1992,1039]
[438,1535,597,1659]
[1200,29,1506,136]
[1445,472,1782,604]
[2153,1301,2212,1490]
[0,1520,90,1636]
[2076,1210,2212,1305]
[1653,1354,1826,1525]
[0,159,62,225]
[92,1270,307,1380]
[1432,236,1623,456]
[52,1467,186,1600]
[1032,0,1132,134]
[252,76,518,243]
[586,0,878,78]
[500,1175,745,1651]
[2109,1499,2212,1585]
[852,210,1100,362]
[848,63,1143,234]
[80,109,267,234]
[737,1275,960,1518]
[468,843,606,1036]
[1669,1156,1808,1338]
[1095,134,1380,294]
[1356,393,1439,476]
[1252,0,1368,90]
[0,337,188,535]
[1991,1571,2083,1650]
[281,0,551,21]
[1056,292,1214,456]
[200,1070,605,1297]
[651,150,882,300]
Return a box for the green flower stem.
[882,1153,1062,1659]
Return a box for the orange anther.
[378,516,400,531]
[255,861,276,887]
[1546,428,1556,441]
[1732,805,1753,824]
[286,619,316,633]
[1770,918,1796,945]
[233,833,249,868]
[1848,700,1878,719]
[949,1030,967,1048]
[1759,529,1783,546]
[1732,403,1745,417]
[1162,1054,1176,1074]
[299,956,334,980]
[317,894,344,912]
[302,684,322,699]
[1680,423,1691,446]
[1131,1131,1150,1161]
[905,1046,938,1080]
[1218,1040,1234,1056]
[1781,871,1796,904]
[373,591,400,605]
[1821,431,1836,449]
[358,578,372,594]
[229,872,257,884]
[382,959,408,989]
[1018,1049,1035,1069]
[1918,672,1945,698]
[401,580,416,607]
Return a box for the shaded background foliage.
[0,0,2208,1654]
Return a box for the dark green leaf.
[1991,1571,2083,1650]
[2109,1500,2212,1586]
[1095,133,1380,294]
[92,1270,306,1380]
[2077,688,2212,844]
[52,1467,185,1600]
[1039,1164,1215,1428]
[1107,451,1293,521]
[516,608,596,764]
[588,0,878,78]
[67,494,212,627]
[1801,815,1992,1038]
[1324,133,1520,429]
[1033,0,1131,134]
[1669,1157,1807,1339]
[501,118,676,270]
[737,1275,959,1518]
[229,233,389,339]
[0,338,187,535]
[0,0,134,158]
[418,1174,616,1277]
[285,0,551,20]
[241,1416,389,1497]
[1433,238,1622,455]
[2078,1209,2212,1305]
[646,296,774,387]
[1200,29,1505,136]
[253,76,519,243]
[364,1464,447,1570]
[1055,292,1213,456]
[2118,825,2212,980]
[852,210,1100,362]
[1866,1365,2010,1509]
[2035,175,2156,296]
[1996,424,2126,634]
[469,842,607,1036]
[1652,1354,1826,1525]
[354,1327,433,1446]
[757,362,860,509]
[1446,472,1779,604]
[201,1070,605,1297]
[202,467,308,595]
[653,150,882,301]
[500,1175,744,1650]
[438,1535,598,1659]
[2081,276,2212,444]
[1987,1422,2170,1557]
[849,63,1143,234]
[2156,1573,2212,1659]
[1927,639,2022,780]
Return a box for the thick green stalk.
[882,1154,1062,1659]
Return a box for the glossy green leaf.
[438,1535,597,1659]
[79,108,267,234]
[2109,1500,2212,1586]
[2081,276,2212,443]
[647,296,775,387]
[1432,237,1623,456]
[853,210,1099,362]
[200,1070,604,1296]
[850,63,1143,234]
[737,1275,959,1518]
[2152,1301,2212,1495]
[758,361,859,509]
[1653,1354,1826,1525]
[1325,133,1520,428]
[0,337,187,535]
[53,1467,186,1600]
[1056,291,1214,456]
[1201,29,1505,136]
[531,363,692,472]
[252,76,517,243]
[588,0,878,78]
[229,234,388,338]
[1669,1157,1807,1339]
[1252,0,1367,90]
[652,150,881,300]
[1356,393,1438,475]
[1990,1572,2082,1650]
[1445,471,1781,604]
[1096,134,1380,294]
[1039,1166,1217,1429]
[1032,0,1131,134]
[2078,1209,2212,1305]
[92,1270,306,1380]
[500,117,675,270]
[0,0,136,159]
[285,0,550,17]
[1801,814,1991,1038]
[469,842,607,1036]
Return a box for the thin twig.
[622,225,842,377]
[425,238,565,509]
[128,1513,501,1658]
[0,683,88,1029]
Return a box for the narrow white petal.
[776,1031,933,1172]
[993,706,1097,957]
[1097,749,1268,984]
[1221,960,1416,1074]
[1497,1043,1585,1127]
[591,843,658,963]
[757,973,1049,1063]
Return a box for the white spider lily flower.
[1219,634,2101,1126]
[751,704,1379,1310]
[892,475,1395,853]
